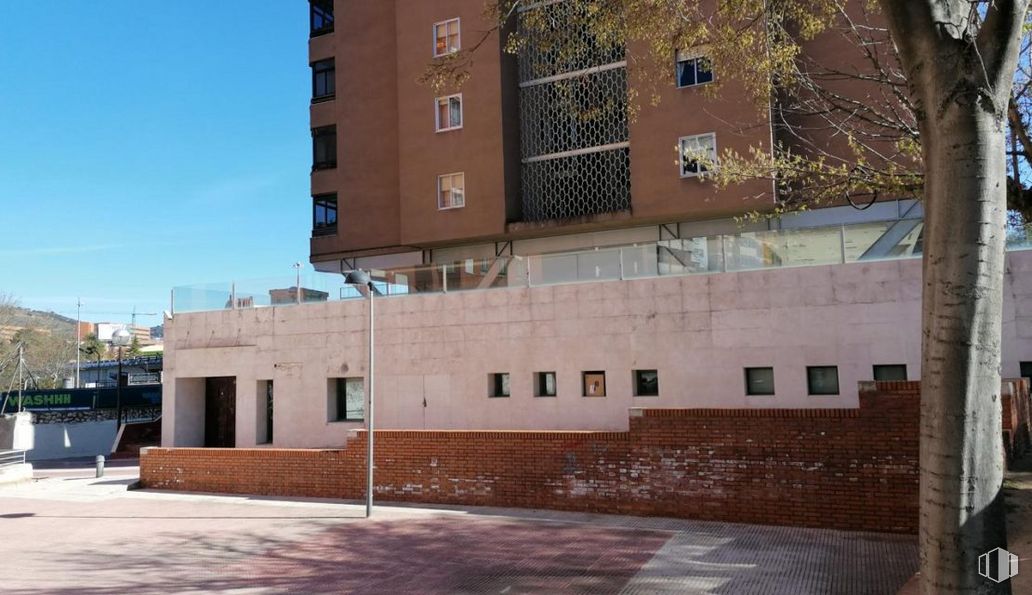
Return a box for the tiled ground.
[0,463,917,594]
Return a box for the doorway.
[204,376,236,447]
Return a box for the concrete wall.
[162,251,1032,447]
[23,420,116,462]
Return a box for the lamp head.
[111,328,132,347]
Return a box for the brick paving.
[0,464,917,594]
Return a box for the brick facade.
[142,382,933,533]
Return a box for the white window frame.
[437,172,465,210]
[434,93,463,132]
[679,133,717,178]
[675,49,714,89]
[433,17,461,57]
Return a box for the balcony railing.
[170,219,1032,314]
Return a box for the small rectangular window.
[312,194,337,236]
[679,133,717,178]
[582,371,606,397]
[312,58,335,101]
[675,51,713,88]
[435,94,463,131]
[745,367,774,396]
[433,18,461,57]
[633,370,659,396]
[312,126,337,170]
[1020,361,1032,380]
[438,172,465,209]
[873,364,908,382]
[489,373,510,398]
[535,371,557,397]
[310,0,334,36]
[256,380,273,444]
[330,377,364,421]
[807,366,840,395]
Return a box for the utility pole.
[294,262,303,304]
[16,343,23,412]
[75,298,82,389]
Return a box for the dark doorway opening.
[204,376,236,447]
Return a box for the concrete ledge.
[0,463,33,487]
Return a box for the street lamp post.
[111,328,132,429]
[343,269,376,518]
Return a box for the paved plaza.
[0,461,917,594]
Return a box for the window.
[330,378,364,421]
[257,380,273,444]
[873,364,908,382]
[582,371,606,397]
[1021,361,1032,380]
[312,126,337,170]
[633,370,659,397]
[745,367,775,396]
[433,18,461,57]
[535,372,557,397]
[312,194,337,236]
[437,172,465,209]
[312,58,335,102]
[310,0,334,36]
[807,366,840,395]
[435,94,463,131]
[676,51,713,88]
[679,133,717,178]
[489,373,510,398]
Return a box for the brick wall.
[1003,378,1032,460]
[142,382,924,533]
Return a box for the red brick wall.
[142,382,923,533]
[1003,378,1032,460]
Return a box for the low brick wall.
[142,382,922,533]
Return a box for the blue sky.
[0,2,311,325]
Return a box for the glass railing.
[171,218,1032,313]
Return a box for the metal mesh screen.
[517,1,624,83]
[517,1,630,222]
[519,68,628,158]
[522,148,630,221]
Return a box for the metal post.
[16,344,23,412]
[116,346,124,429]
[366,284,375,518]
[839,225,847,264]
[95,455,105,478]
[75,298,82,389]
[295,262,302,304]
[230,283,237,309]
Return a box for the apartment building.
[305,0,917,276]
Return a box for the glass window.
[1021,361,1032,380]
[333,378,364,421]
[745,367,775,396]
[582,371,606,397]
[434,18,461,57]
[312,58,335,101]
[679,133,717,177]
[536,372,557,397]
[634,370,659,396]
[438,172,465,209]
[676,52,713,88]
[807,366,840,395]
[489,373,510,397]
[312,126,337,170]
[873,364,908,382]
[310,0,334,36]
[313,194,337,235]
[435,94,463,131]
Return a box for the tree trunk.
[920,101,1010,593]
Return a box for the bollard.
[95,455,105,478]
